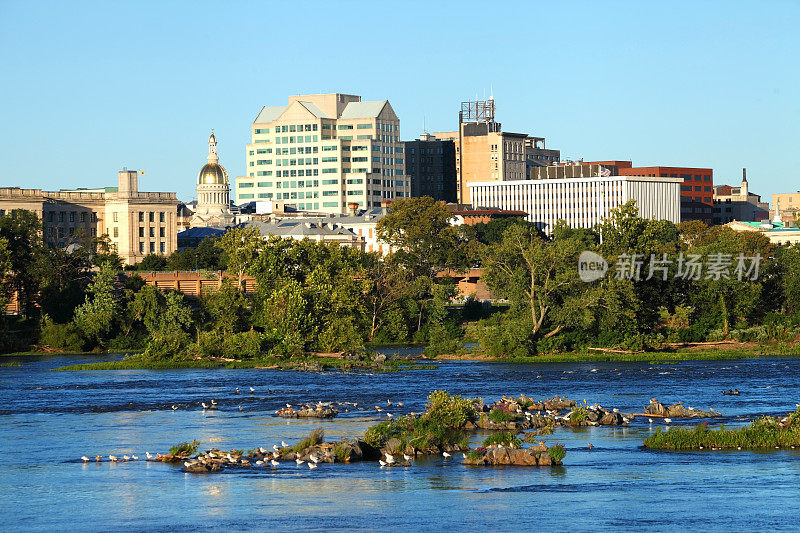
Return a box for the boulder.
[598,411,624,425]
[463,445,557,467]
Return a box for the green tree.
[482,221,590,341]
[216,226,262,289]
[137,254,167,271]
[0,210,43,318]
[377,197,465,277]
[73,261,120,347]
[201,281,251,335]
[0,237,11,312]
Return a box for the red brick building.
[574,161,713,224]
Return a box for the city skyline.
[1,0,798,203]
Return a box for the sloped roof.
[339,100,388,119]
[297,101,330,119]
[254,105,288,124]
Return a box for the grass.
[168,440,199,456]
[466,448,486,461]
[548,444,566,463]
[292,428,325,453]
[644,409,800,450]
[483,431,522,448]
[487,408,514,423]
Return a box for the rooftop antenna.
[423,115,427,134]
[490,84,494,100]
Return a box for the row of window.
[680,185,714,192]
[139,242,167,254]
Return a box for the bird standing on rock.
[271,460,279,467]
[404,454,412,461]
[81,456,90,462]
[308,462,317,469]
[442,452,451,458]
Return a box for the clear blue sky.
[1,0,798,204]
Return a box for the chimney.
[347,202,359,215]
[740,167,748,197]
[381,200,392,208]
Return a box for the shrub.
[483,431,521,448]
[548,443,566,463]
[169,440,199,456]
[424,390,477,429]
[333,443,352,462]
[488,408,514,423]
[466,448,485,461]
[363,420,404,448]
[569,407,589,423]
[292,428,324,453]
[39,316,86,352]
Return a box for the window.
[139,242,144,253]
[339,135,353,140]
[322,145,337,151]
[149,227,155,238]
[323,201,338,207]
[258,193,273,198]
[357,123,372,129]
[337,124,354,130]
[150,242,155,253]
[113,227,119,238]
[240,193,254,199]
[323,191,338,196]
[113,212,119,223]
[139,227,144,238]
[257,181,272,187]
[160,242,165,253]
[239,182,254,188]
[357,135,372,140]
[322,168,337,174]
[160,228,165,238]
[257,160,271,165]
[159,212,165,223]
[254,128,269,134]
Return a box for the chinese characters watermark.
[578,252,762,282]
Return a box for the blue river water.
[1,353,799,532]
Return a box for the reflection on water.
[1,354,800,530]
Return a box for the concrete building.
[246,219,364,250]
[468,175,682,235]
[771,191,800,223]
[243,205,395,255]
[725,220,800,245]
[554,160,713,224]
[434,99,559,205]
[713,169,769,224]
[235,93,408,213]
[0,170,179,265]
[404,133,457,202]
[192,132,235,227]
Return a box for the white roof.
[297,101,330,119]
[254,105,288,124]
[339,100,388,119]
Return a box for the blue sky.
[1,0,798,204]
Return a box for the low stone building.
[725,220,800,245]
[0,170,179,265]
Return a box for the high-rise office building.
[235,93,408,213]
[403,133,457,202]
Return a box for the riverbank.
[53,354,438,372]
[434,340,800,363]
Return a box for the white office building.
[468,175,682,234]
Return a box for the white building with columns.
[192,132,235,227]
[468,175,682,234]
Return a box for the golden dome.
[198,163,227,185]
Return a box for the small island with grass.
[644,407,800,451]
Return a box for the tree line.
[2,197,799,358]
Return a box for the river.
[1,353,798,531]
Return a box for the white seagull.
[250,387,255,393]
[123,455,130,461]
[309,454,319,464]
[281,441,289,448]
[308,462,317,469]
[385,453,395,464]
[81,456,90,462]
[442,452,451,458]
[379,460,387,467]
[201,403,208,409]
[146,452,153,460]
[171,405,178,411]
[109,455,118,462]
[270,460,279,467]
[131,455,138,461]
[296,458,305,465]
[255,460,264,466]
[664,418,672,424]
[403,454,412,461]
